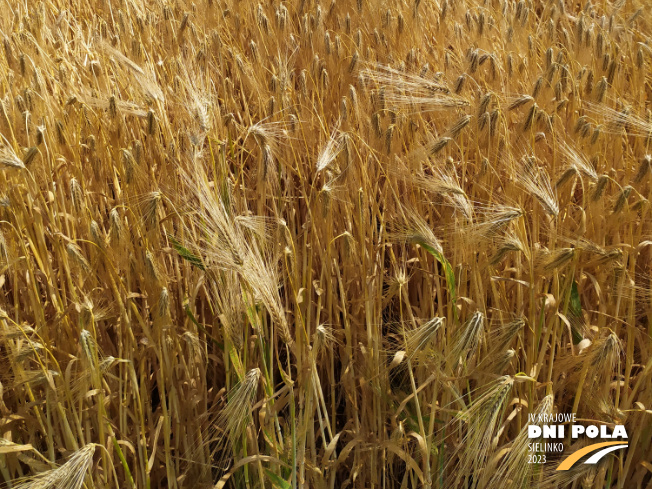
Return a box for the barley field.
[0,0,651,487]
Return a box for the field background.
[0,0,651,488]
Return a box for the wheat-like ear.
[179,168,246,271]
[217,368,261,444]
[108,207,123,244]
[392,208,444,255]
[96,41,164,102]
[315,127,343,173]
[313,324,337,357]
[9,339,44,363]
[403,316,445,361]
[558,140,599,182]
[489,231,528,265]
[79,329,98,366]
[246,119,291,158]
[157,287,170,319]
[207,270,245,350]
[450,376,514,487]
[490,348,516,373]
[449,310,486,367]
[0,145,25,169]
[11,444,96,489]
[241,245,292,344]
[491,317,526,353]
[360,63,467,114]
[141,191,162,230]
[589,331,623,388]
[585,102,652,138]
[518,155,559,217]
[612,185,633,213]
[66,243,91,272]
[535,454,597,489]
[69,178,84,215]
[0,321,34,339]
[633,154,651,183]
[591,174,610,201]
[179,161,292,343]
[507,95,534,110]
[0,230,8,265]
[89,220,105,252]
[487,394,554,488]
[400,163,473,218]
[467,203,524,242]
[542,247,575,271]
[447,114,472,138]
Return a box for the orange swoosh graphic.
[557,442,628,471]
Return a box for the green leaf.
[264,469,291,489]
[569,281,584,345]
[168,235,205,271]
[413,240,457,319]
[111,436,135,488]
[569,281,581,317]
[185,304,223,351]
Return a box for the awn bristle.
[11,444,96,489]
